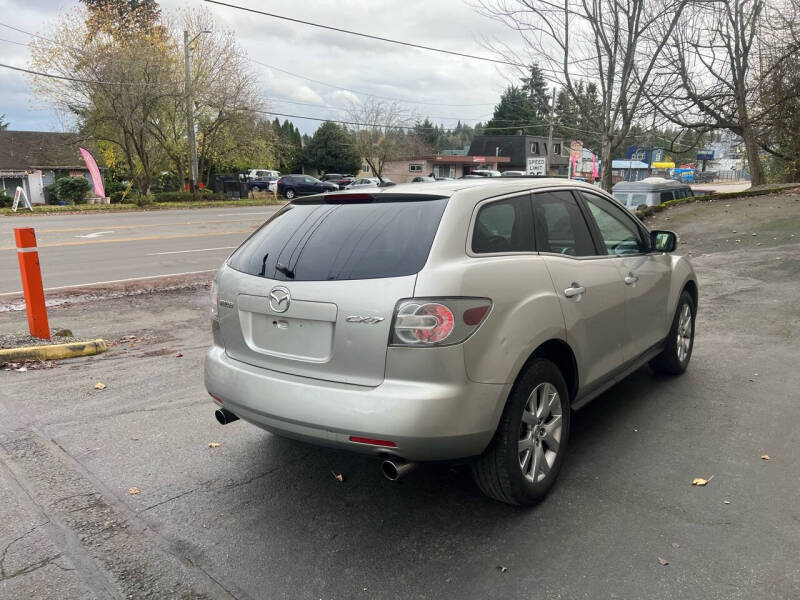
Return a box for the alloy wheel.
[518,382,562,483]
[676,303,692,363]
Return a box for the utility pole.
[184,30,209,192]
[546,87,556,175]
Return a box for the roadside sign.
[12,186,33,212]
[527,157,546,175]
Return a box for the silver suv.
[205,179,697,505]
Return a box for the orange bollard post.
[14,227,50,340]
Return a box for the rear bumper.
[204,345,508,461]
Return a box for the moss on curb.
[636,183,800,220]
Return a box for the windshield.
[227,197,448,281]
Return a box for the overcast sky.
[0,0,528,135]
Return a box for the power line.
[204,0,527,68]
[0,37,28,47]
[0,62,174,87]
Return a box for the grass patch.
[637,183,800,220]
[1,197,284,216]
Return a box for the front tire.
[284,188,296,199]
[471,359,571,506]
[650,290,695,375]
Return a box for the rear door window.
[227,197,448,281]
[532,191,596,257]
[471,195,534,253]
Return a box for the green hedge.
[152,190,229,203]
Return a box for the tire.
[284,188,296,199]
[650,290,695,375]
[471,359,571,506]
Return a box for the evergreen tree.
[304,121,362,175]
[521,64,550,121]
[484,86,544,135]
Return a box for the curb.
[0,339,108,362]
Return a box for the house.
[0,131,102,204]
[467,135,570,175]
[381,155,511,183]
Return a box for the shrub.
[53,176,91,204]
[106,180,129,204]
[0,190,13,208]
[43,184,60,204]
[152,172,182,193]
[152,190,228,203]
[128,191,153,207]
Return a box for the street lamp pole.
[183,29,210,192]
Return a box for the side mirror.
[650,230,677,253]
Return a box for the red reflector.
[463,305,490,325]
[209,393,223,404]
[349,436,397,447]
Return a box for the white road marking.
[147,246,236,256]
[74,230,115,239]
[0,269,217,297]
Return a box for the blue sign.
[625,146,651,164]
[697,150,715,161]
[651,148,665,163]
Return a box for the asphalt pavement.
[0,193,798,599]
[0,207,279,295]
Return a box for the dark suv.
[277,175,338,199]
[321,174,355,190]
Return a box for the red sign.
[473,156,486,163]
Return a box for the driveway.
[0,191,798,599]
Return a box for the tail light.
[391,298,491,347]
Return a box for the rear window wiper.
[276,262,295,279]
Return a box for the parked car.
[612,177,694,211]
[248,176,278,193]
[344,177,382,189]
[470,169,502,177]
[411,176,436,183]
[206,179,697,505]
[247,169,280,181]
[320,174,355,190]
[501,170,527,177]
[276,175,338,199]
[434,176,453,181]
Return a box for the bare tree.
[345,97,413,178]
[479,0,689,190]
[648,0,775,185]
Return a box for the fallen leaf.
[175,352,183,358]
[723,500,731,504]
[761,454,770,460]
[94,382,106,390]
[208,442,221,448]
[332,471,344,483]
[657,557,669,566]
[128,486,140,495]
[691,475,714,486]
[671,542,680,549]
[497,566,508,573]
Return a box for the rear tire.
[471,359,570,506]
[650,290,695,375]
[284,188,296,199]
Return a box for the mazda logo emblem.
[268,286,291,313]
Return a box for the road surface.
[0,207,279,295]
[0,190,797,599]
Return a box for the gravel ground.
[0,330,81,349]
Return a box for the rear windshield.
[227,197,448,281]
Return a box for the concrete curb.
[0,339,108,362]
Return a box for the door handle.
[624,273,639,285]
[564,284,586,298]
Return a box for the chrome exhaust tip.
[215,408,239,425]
[381,459,417,481]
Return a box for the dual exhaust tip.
[213,409,416,480]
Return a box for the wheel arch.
[683,278,698,308]
[514,339,579,405]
